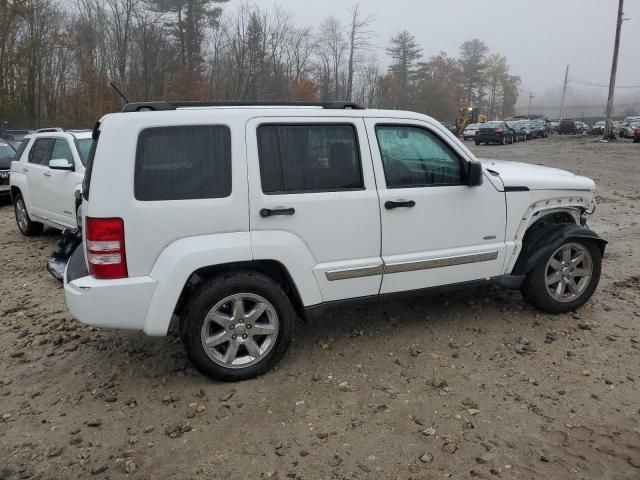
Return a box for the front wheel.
[14,193,43,236]
[182,271,295,381]
[521,239,602,314]
[475,140,480,146]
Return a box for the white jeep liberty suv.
[64,101,605,381]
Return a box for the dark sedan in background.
[0,138,17,197]
[475,121,514,145]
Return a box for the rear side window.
[257,124,363,194]
[135,125,231,201]
[29,138,55,165]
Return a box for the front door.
[25,137,56,220]
[246,117,382,302]
[364,118,507,294]
[43,139,83,227]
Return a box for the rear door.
[246,117,382,302]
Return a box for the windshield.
[0,141,16,158]
[76,138,93,165]
[480,121,502,128]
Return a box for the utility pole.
[603,0,625,140]
[559,65,569,121]
[527,92,535,116]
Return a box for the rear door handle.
[260,207,295,218]
[43,172,51,177]
[385,200,416,210]
[22,167,29,172]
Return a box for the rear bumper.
[476,134,504,143]
[64,248,157,331]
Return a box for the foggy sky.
[254,0,640,114]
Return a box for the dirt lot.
[1,135,639,480]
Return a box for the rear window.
[480,122,503,128]
[135,125,231,201]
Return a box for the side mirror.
[49,158,73,171]
[468,161,483,187]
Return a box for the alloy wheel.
[200,293,279,369]
[15,198,29,232]
[545,243,593,303]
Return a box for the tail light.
[495,129,504,133]
[86,217,128,279]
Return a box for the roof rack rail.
[35,127,65,133]
[121,101,365,113]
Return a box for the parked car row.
[465,118,550,145]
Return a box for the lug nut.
[242,334,248,339]
[232,334,237,339]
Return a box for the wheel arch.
[172,259,306,336]
[512,216,606,275]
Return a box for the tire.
[501,136,506,145]
[634,138,639,143]
[13,192,43,236]
[521,238,602,314]
[182,270,296,381]
[510,135,514,144]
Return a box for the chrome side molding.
[325,264,384,281]
[384,251,498,274]
[325,250,499,281]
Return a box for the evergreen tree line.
[0,0,521,128]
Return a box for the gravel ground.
[1,135,639,480]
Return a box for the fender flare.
[512,223,607,275]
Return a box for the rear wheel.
[182,271,295,381]
[522,239,601,314]
[475,140,480,146]
[14,193,43,236]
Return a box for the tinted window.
[375,125,463,188]
[75,139,92,165]
[51,139,74,165]
[29,138,55,165]
[135,125,231,201]
[257,124,363,194]
[0,141,15,158]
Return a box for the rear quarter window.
[134,125,231,201]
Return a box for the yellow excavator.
[456,107,487,136]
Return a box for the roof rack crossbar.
[121,101,365,112]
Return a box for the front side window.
[257,124,364,194]
[135,125,231,201]
[29,138,55,165]
[375,125,463,188]
[51,139,74,165]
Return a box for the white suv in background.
[10,130,92,235]
[64,101,606,381]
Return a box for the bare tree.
[345,4,374,102]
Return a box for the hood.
[0,155,13,170]
[480,159,595,191]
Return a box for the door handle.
[22,167,29,172]
[385,200,416,210]
[43,172,51,177]
[260,207,295,218]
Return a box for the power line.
[568,76,640,89]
